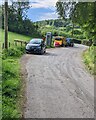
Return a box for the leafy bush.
[3,96,20,118]
[2,47,25,60]
[74,29,82,34]
[66,26,72,32]
[73,39,81,44]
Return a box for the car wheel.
[71,44,74,47]
[61,44,64,47]
[44,49,46,53]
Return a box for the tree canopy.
[56,1,96,41]
[1,1,40,37]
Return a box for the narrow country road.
[21,44,94,118]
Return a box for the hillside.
[34,19,86,40]
[0,29,31,43]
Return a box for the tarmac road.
[21,44,94,118]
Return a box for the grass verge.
[2,46,25,118]
[83,46,96,75]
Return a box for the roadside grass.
[1,29,31,118]
[83,46,96,75]
[2,46,25,118]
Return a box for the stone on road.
[21,44,94,118]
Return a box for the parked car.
[66,38,74,47]
[26,38,46,54]
[54,36,67,47]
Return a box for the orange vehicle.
[54,36,67,47]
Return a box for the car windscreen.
[55,38,62,41]
[29,39,42,44]
[66,38,73,41]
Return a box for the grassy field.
[0,29,31,45]
[1,30,32,118]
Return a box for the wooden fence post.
[21,42,22,46]
[2,43,4,49]
[9,42,10,47]
[15,41,17,46]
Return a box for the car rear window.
[30,39,42,44]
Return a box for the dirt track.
[21,44,94,118]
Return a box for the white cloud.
[0,0,58,8]
[37,11,59,21]
[29,0,58,9]
[28,0,59,21]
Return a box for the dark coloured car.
[26,38,46,54]
[66,38,74,47]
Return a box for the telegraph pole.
[4,0,8,49]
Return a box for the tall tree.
[2,1,40,37]
[56,1,76,37]
[72,2,96,41]
[8,1,30,31]
[56,1,96,41]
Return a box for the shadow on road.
[44,52,58,56]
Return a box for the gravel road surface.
[21,44,94,118]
